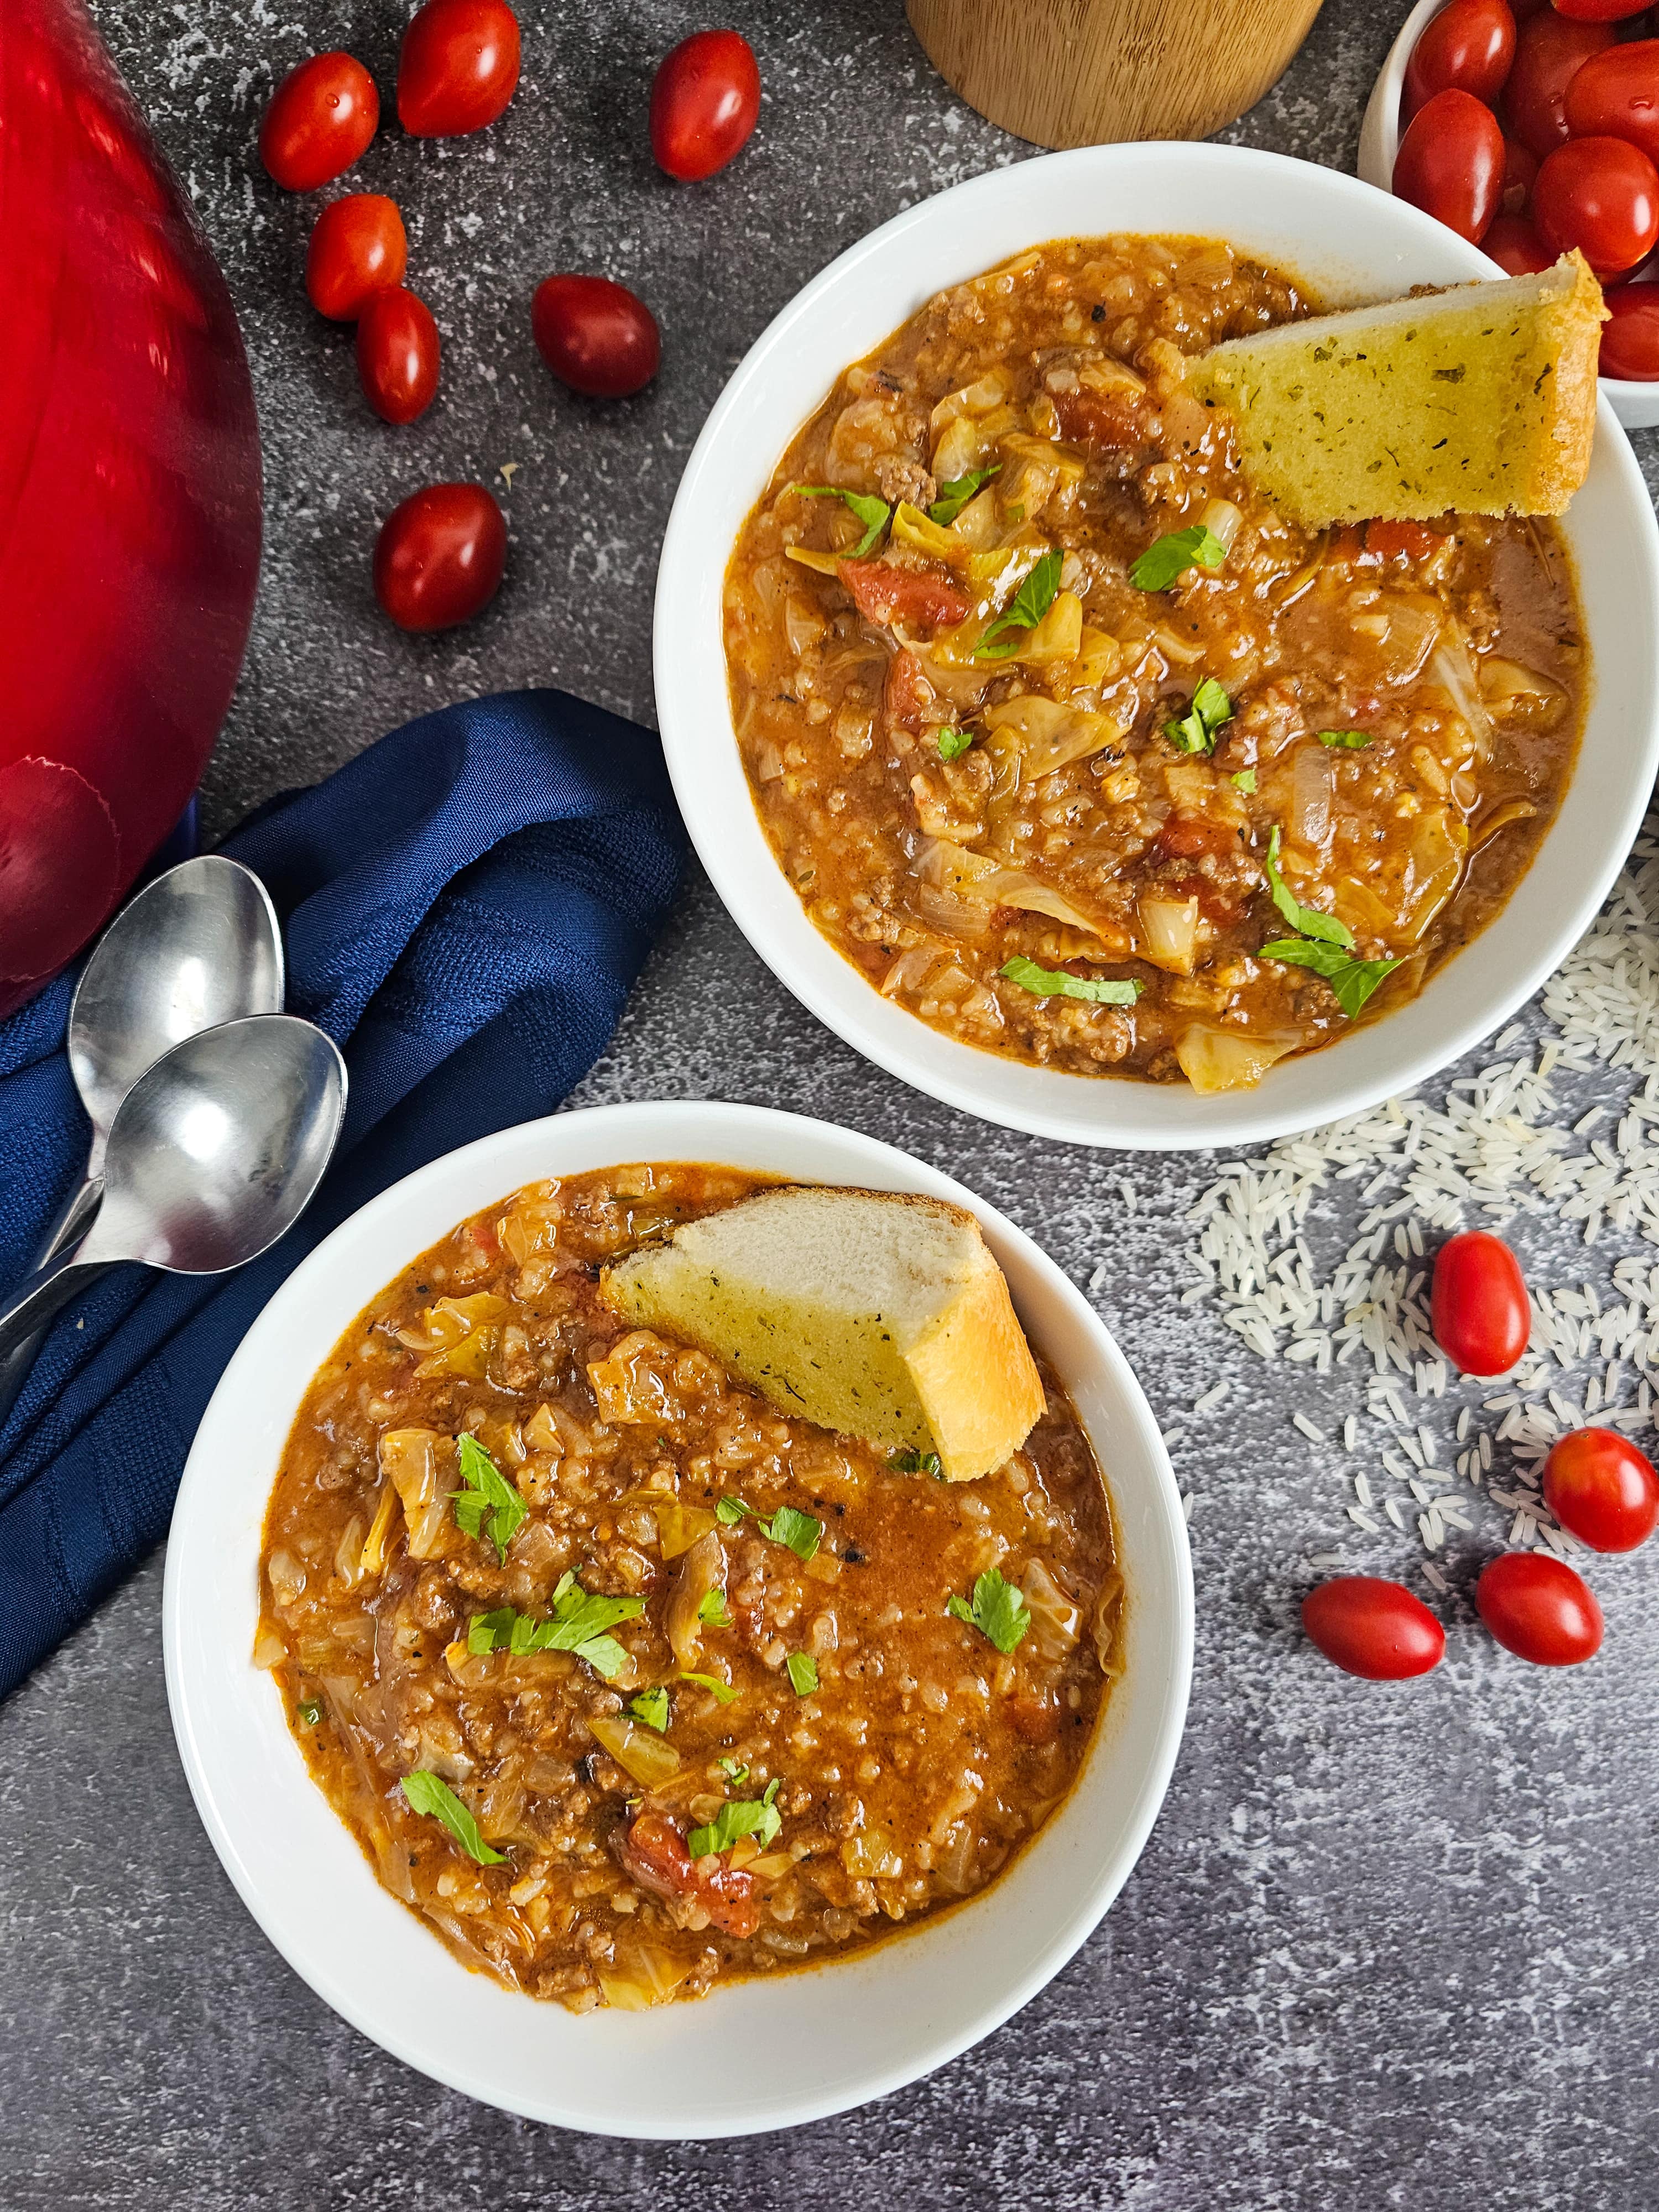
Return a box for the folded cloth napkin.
[0,689,685,1700]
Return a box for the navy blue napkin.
[0,689,685,1700]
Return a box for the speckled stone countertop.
[4,2,1656,2204]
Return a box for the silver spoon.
[0,1016,347,1365]
[0,857,285,1425]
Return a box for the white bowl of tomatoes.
[1360,0,1659,427]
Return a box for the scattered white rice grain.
[1347,1506,1380,1533]
[1384,1497,1406,1530]
[1343,1414,1358,1451]
[1192,1381,1229,1416]
[1292,1412,1326,1443]
[1456,1407,1471,1443]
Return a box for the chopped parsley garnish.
[716,1496,822,1561]
[688,1777,781,1860]
[890,1447,943,1477]
[451,1434,526,1563]
[717,1757,749,1786]
[946,1566,1032,1655]
[1259,938,1400,1018]
[936,726,974,762]
[297,1697,322,1727]
[786,1652,820,1695]
[678,1670,738,1704]
[697,1588,732,1629]
[975,547,1063,660]
[629,1687,670,1733]
[1129,523,1227,592]
[1262,825,1354,948]
[1318,729,1371,749]
[797,484,889,557]
[1258,825,1398,1016]
[399,1771,505,1865]
[1232,768,1257,794]
[928,463,1000,526]
[1163,675,1233,756]
[1002,956,1140,1005]
[466,1573,644,1681]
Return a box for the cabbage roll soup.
[258,1165,1120,2011]
[722,235,1585,1093]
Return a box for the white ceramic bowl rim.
[164,1099,1193,2138]
[1357,0,1659,420]
[654,142,1659,1151]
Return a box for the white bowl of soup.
[164,1099,1192,2138]
[654,142,1659,1149]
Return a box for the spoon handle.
[0,1252,99,1367]
[0,1178,102,1433]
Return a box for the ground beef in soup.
[258,1164,1119,2011]
[722,234,1585,1094]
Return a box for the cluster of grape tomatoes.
[259,8,762,630]
[1392,0,1659,378]
[1304,1229,1658,1680]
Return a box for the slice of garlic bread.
[601,1185,1045,1481]
[1188,252,1604,525]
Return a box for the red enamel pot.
[0,0,262,1016]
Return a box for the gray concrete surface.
[3,2,1655,2205]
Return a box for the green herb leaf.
[688,1777,782,1860]
[452,1434,527,1564]
[1232,768,1257,794]
[936,726,974,763]
[679,1670,738,1704]
[798,485,890,557]
[697,1588,732,1629]
[1129,524,1227,592]
[629,1687,670,1733]
[928,464,1000,526]
[1002,956,1141,1005]
[890,1446,943,1477]
[786,1652,819,1696]
[716,1495,755,1526]
[297,1697,322,1728]
[1318,729,1371,749]
[716,1756,749,1786]
[466,1579,644,1681]
[946,1566,1032,1655]
[975,547,1063,660]
[399,1771,506,1865]
[1259,937,1400,1018]
[1163,674,1233,756]
[764,1505,823,1562]
[1263,825,1354,949]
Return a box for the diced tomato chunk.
[613,1811,760,1938]
[883,646,938,737]
[1328,520,1446,566]
[842,561,969,632]
[1009,1692,1062,1743]
[1152,813,1227,860]
[1051,386,1151,450]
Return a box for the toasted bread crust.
[1188,252,1605,525]
[601,1183,1044,1480]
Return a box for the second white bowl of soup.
[655,142,1659,1149]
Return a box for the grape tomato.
[1563,39,1659,168]
[1474,1551,1603,1665]
[373,483,507,631]
[259,52,379,192]
[1431,1230,1531,1375]
[531,274,660,398]
[1502,133,1538,213]
[1534,134,1659,273]
[398,0,521,138]
[1541,1427,1659,1551]
[357,287,441,424]
[1483,210,1556,268]
[1394,87,1507,241]
[305,194,408,321]
[1302,1578,1446,1680]
[1405,0,1517,121]
[1599,283,1659,374]
[1548,0,1647,19]
[1503,11,1614,158]
[649,29,762,181]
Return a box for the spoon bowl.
[68,855,284,1180]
